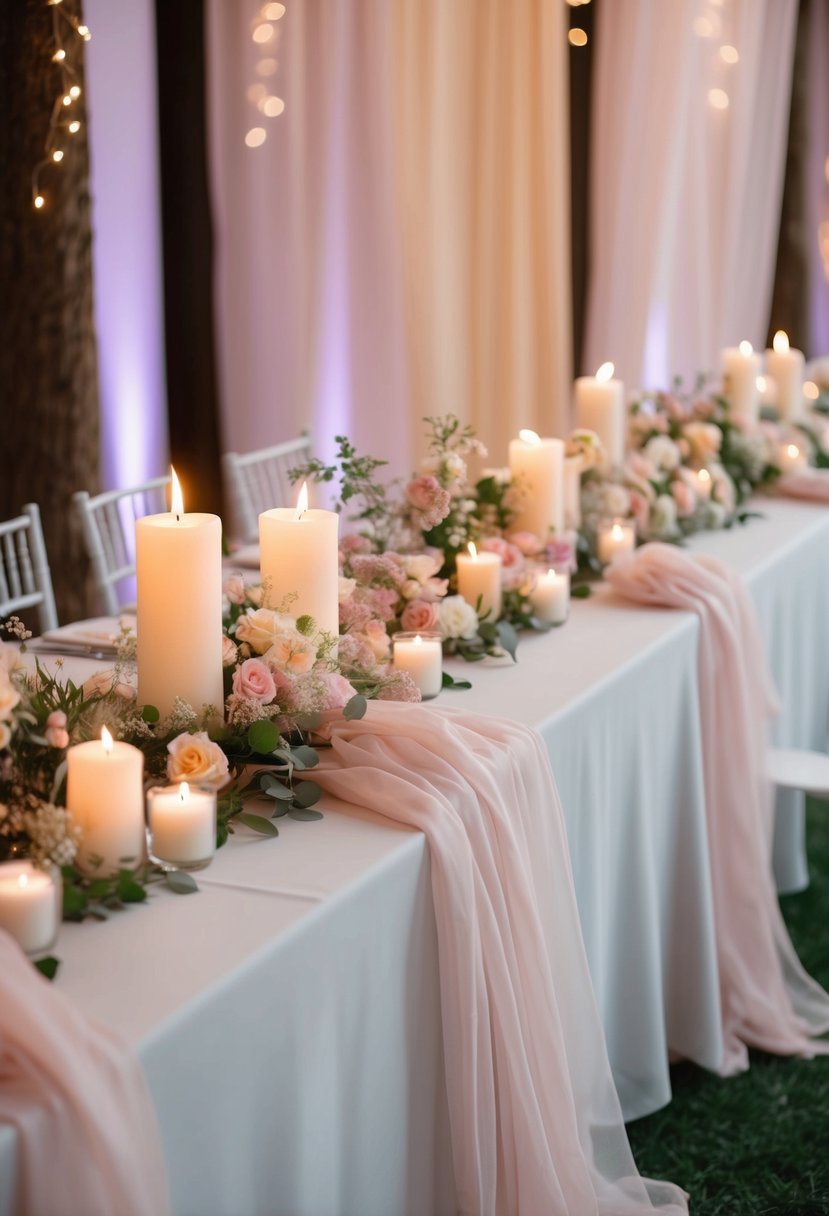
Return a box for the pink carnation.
[319,671,358,710]
[340,534,372,556]
[480,536,524,571]
[400,599,440,632]
[337,633,377,671]
[507,531,543,557]
[232,657,276,703]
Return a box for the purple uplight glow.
[84,0,168,492]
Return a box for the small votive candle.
[455,542,503,620]
[392,632,443,700]
[777,441,808,474]
[0,861,60,956]
[147,782,217,871]
[688,467,713,500]
[597,517,636,566]
[529,568,570,625]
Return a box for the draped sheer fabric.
[606,545,829,1074]
[775,469,829,503]
[314,703,687,1216]
[0,932,170,1216]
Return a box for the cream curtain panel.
[583,0,798,391]
[207,0,572,481]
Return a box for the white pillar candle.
[721,341,761,427]
[507,430,565,539]
[66,727,146,875]
[455,543,502,621]
[777,440,808,474]
[597,517,636,566]
[563,455,583,530]
[529,568,570,625]
[147,781,217,870]
[574,363,626,470]
[392,632,442,700]
[259,483,340,639]
[136,469,225,718]
[0,862,60,956]
[766,331,804,423]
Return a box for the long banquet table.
[2,498,828,1216]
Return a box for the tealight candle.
[721,341,760,427]
[0,862,60,956]
[259,482,340,639]
[529,568,570,625]
[574,362,626,469]
[391,632,442,700]
[136,468,225,718]
[455,542,503,620]
[147,782,217,870]
[507,430,565,539]
[766,330,804,422]
[597,517,636,566]
[66,726,145,875]
[563,455,583,530]
[688,467,713,501]
[777,441,808,474]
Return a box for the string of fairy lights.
[244,2,286,149]
[32,0,91,212]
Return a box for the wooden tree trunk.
[0,0,100,624]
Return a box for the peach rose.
[222,635,238,667]
[167,731,230,789]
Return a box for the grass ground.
[627,799,829,1216]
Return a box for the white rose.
[444,453,467,482]
[643,435,682,473]
[439,595,479,640]
[402,553,441,584]
[650,493,679,539]
[338,577,357,603]
[235,608,292,655]
[401,579,422,601]
[167,731,230,789]
[600,483,631,517]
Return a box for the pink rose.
[507,531,543,557]
[628,490,651,533]
[671,479,697,518]
[45,710,69,750]
[319,671,358,710]
[340,533,372,556]
[400,599,440,632]
[545,536,576,573]
[405,476,452,529]
[362,618,391,661]
[223,574,247,605]
[232,657,276,702]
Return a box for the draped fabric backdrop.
[584,0,798,391]
[207,0,572,483]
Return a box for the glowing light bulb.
[52,149,63,162]
[719,44,739,64]
[568,28,588,46]
[69,85,81,99]
[256,57,278,76]
[68,120,80,133]
[62,94,72,106]
[262,2,286,17]
[78,24,90,39]
[34,194,45,209]
[52,48,65,62]
[708,89,729,110]
[245,127,267,148]
[263,95,285,117]
[252,22,274,43]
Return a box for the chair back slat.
[0,504,58,633]
[222,433,312,543]
[73,475,172,615]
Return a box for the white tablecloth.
[2,498,827,1215]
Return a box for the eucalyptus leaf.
[261,780,294,801]
[343,694,367,721]
[142,704,160,724]
[294,711,324,731]
[248,719,279,755]
[164,870,199,894]
[290,744,320,768]
[442,672,472,690]
[235,812,279,837]
[495,620,519,660]
[571,584,591,599]
[116,873,148,903]
[288,807,324,822]
[292,780,322,808]
[62,886,87,918]
[34,956,60,980]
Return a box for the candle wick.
[176,512,181,523]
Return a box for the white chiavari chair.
[222,433,312,543]
[0,503,58,633]
[73,476,171,615]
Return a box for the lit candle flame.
[101,725,113,754]
[699,468,711,483]
[596,361,614,382]
[179,782,189,801]
[773,330,789,354]
[518,428,541,445]
[611,523,623,541]
[295,481,309,520]
[805,381,819,401]
[787,444,799,459]
[756,375,767,393]
[739,340,753,357]
[170,466,184,517]
[17,873,29,890]
[468,542,478,560]
[414,635,422,647]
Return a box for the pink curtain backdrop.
[584,0,798,391]
[206,0,573,485]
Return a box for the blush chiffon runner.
[315,704,688,1216]
[0,932,170,1216]
[606,544,829,1075]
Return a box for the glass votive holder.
[528,567,570,625]
[0,860,61,957]
[596,516,636,567]
[146,782,217,872]
[391,631,443,701]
